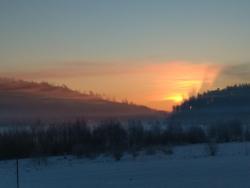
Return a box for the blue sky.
[1,0,250,66]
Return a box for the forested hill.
[170,84,250,124]
[0,78,164,124]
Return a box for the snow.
[1,142,250,188]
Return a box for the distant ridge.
[0,78,165,124]
[170,84,250,124]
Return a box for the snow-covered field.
[1,142,250,188]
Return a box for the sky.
[1,0,250,111]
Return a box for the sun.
[165,95,184,103]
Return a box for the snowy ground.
[1,142,250,188]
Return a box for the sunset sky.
[1,0,250,111]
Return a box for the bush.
[186,126,206,144]
[145,147,156,155]
[161,145,174,155]
[208,120,243,143]
[206,139,218,156]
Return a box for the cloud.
[0,61,140,80]
[212,63,250,88]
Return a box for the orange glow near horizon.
[4,60,221,111]
[142,61,221,111]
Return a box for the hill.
[170,84,250,124]
[0,78,164,125]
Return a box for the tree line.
[0,119,247,160]
[173,84,250,113]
